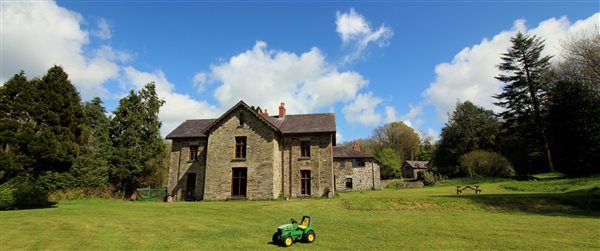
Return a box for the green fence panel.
[136,187,167,201]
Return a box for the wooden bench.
[456,186,481,194]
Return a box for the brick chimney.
[278,102,286,118]
[261,109,269,117]
[353,142,361,152]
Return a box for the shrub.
[423,172,447,186]
[0,184,15,210]
[1,176,53,209]
[459,150,515,177]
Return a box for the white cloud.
[192,72,209,92]
[384,106,398,123]
[400,104,423,124]
[336,8,393,62]
[343,92,382,125]
[203,41,383,125]
[122,67,221,136]
[93,18,111,40]
[0,1,125,99]
[423,13,600,122]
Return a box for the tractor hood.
[278,224,293,230]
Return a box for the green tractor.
[272,216,316,247]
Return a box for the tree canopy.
[433,101,500,176]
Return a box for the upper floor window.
[352,159,365,167]
[340,160,346,168]
[235,137,247,159]
[189,145,198,161]
[300,141,311,158]
[239,112,245,126]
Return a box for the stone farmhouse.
[165,100,380,201]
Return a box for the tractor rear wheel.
[272,232,279,244]
[282,235,293,247]
[304,230,316,243]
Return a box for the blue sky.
[1,1,598,142]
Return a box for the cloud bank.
[423,13,600,122]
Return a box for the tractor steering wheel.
[290,218,297,224]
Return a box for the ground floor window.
[300,170,311,196]
[345,178,353,189]
[232,168,247,197]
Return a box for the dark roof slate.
[165,119,215,139]
[266,113,336,134]
[333,146,375,159]
[165,101,336,139]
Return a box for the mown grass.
[1,175,599,250]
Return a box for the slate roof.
[404,160,430,169]
[165,119,215,139]
[266,113,336,134]
[333,146,375,159]
[165,101,336,139]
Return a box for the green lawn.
[2,176,599,250]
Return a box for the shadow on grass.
[441,187,600,217]
[0,201,58,211]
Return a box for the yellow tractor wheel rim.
[285,238,292,246]
[308,234,315,241]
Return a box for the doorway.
[185,173,196,201]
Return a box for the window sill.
[298,157,311,161]
[232,158,246,162]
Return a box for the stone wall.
[204,107,279,200]
[282,134,334,198]
[167,138,207,201]
[334,159,381,192]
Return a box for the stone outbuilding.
[165,100,347,201]
[333,143,381,192]
[402,160,430,179]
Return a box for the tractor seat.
[297,216,311,230]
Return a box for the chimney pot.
[353,142,361,152]
[279,102,286,118]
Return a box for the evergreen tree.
[71,97,112,187]
[494,32,555,172]
[548,81,600,175]
[109,83,165,197]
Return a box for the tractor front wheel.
[304,230,316,243]
[282,235,293,247]
[272,232,279,244]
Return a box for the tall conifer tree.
[494,32,555,172]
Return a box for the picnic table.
[456,185,481,194]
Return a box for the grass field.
[1,175,599,250]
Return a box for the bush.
[0,184,15,210]
[1,176,53,209]
[459,150,515,177]
[423,172,447,186]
